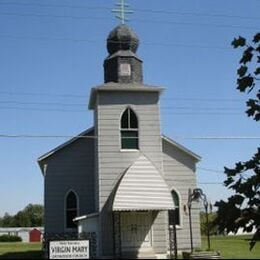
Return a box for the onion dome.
[107,24,139,55]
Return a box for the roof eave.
[162,135,201,162]
[88,83,164,110]
[38,127,94,163]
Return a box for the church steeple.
[104,24,143,84]
[104,0,143,85]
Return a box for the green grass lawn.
[0,242,42,259]
[201,235,260,259]
[0,236,259,259]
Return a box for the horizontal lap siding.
[96,91,163,256]
[152,211,167,254]
[162,139,201,250]
[44,138,95,234]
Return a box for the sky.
[0,0,259,217]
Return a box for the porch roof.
[112,155,175,211]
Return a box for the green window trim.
[169,190,181,226]
[121,108,139,149]
[66,191,78,229]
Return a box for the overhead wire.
[0,1,258,21]
[0,134,259,140]
[0,2,256,189]
[0,100,245,111]
[0,11,258,31]
[0,91,244,102]
[0,33,231,50]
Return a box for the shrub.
[0,234,22,242]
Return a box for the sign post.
[49,240,89,259]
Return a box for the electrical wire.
[0,11,258,31]
[0,1,258,21]
[0,100,245,111]
[0,91,244,102]
[0,134,259,140]
[0,34,231,50]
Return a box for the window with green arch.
[120,108,139,149]
[66,191,78,229]
[168,190,180,226]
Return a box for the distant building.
[227,227,257,236]
[38,23,202,258]
[0,227,43,242]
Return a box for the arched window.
[120,108,139,149]
[66,191,78,229]
[168,190,180,226]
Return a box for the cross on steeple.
[112,0,133,24]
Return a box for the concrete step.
[122,248,157,259]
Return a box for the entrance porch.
[113,211,158,258]
[112,155,176,258]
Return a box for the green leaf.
[232,194,244,205]
[224,166,238,176]
[253,32,260,43]
[240,47,254,64]
[237,65,248,77]
[255,113,260,121]
[232,36,246,48]
[237,76,254,92]
[235,162,245,172]
[254,67,260,75]
[224,177,234,186]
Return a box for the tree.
[0,204,43,227]
[231,33,260,121]
[0,213,15,227]
[215,32,260,250]
[200,212,218,236]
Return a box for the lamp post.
[187,188,211,252]
[169,217,178,259]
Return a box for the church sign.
[49,240,89,259]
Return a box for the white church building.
[38,23,201,258]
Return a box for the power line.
[0,107,245,115]
[0,106,86,112]
[0,91,86,98]
[0,134,259,140]
[185,136,260,140]
[198,182,223,185]
[0,91,244,102]
[0,34,231,50]
[0,11,258,31]
[0,134,96,139]
[0,100,245,111]
[0,100,86,107]
[198,167,224,173]
[0,1,258,21]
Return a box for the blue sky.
[0,0,259,216]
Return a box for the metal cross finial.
[112,0,133,24]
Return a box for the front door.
[120,212,152,252]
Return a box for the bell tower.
[104,24,143,84]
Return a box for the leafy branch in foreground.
[231,33,260,121]
[215,32,260,250]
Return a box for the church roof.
[37,127,94,164]
[37,127,200,169]
[88,83,164,109]
[107,24,139,55]
[162,135,201,161]
[112,155,175,211]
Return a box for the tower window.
[121,108,139,149]
[66,191,78,229]
[168,190,180,226]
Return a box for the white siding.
[162,138,201,250]
[95,90,164,256]
[113,155,175,211]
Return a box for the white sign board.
[49,240,89,259]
